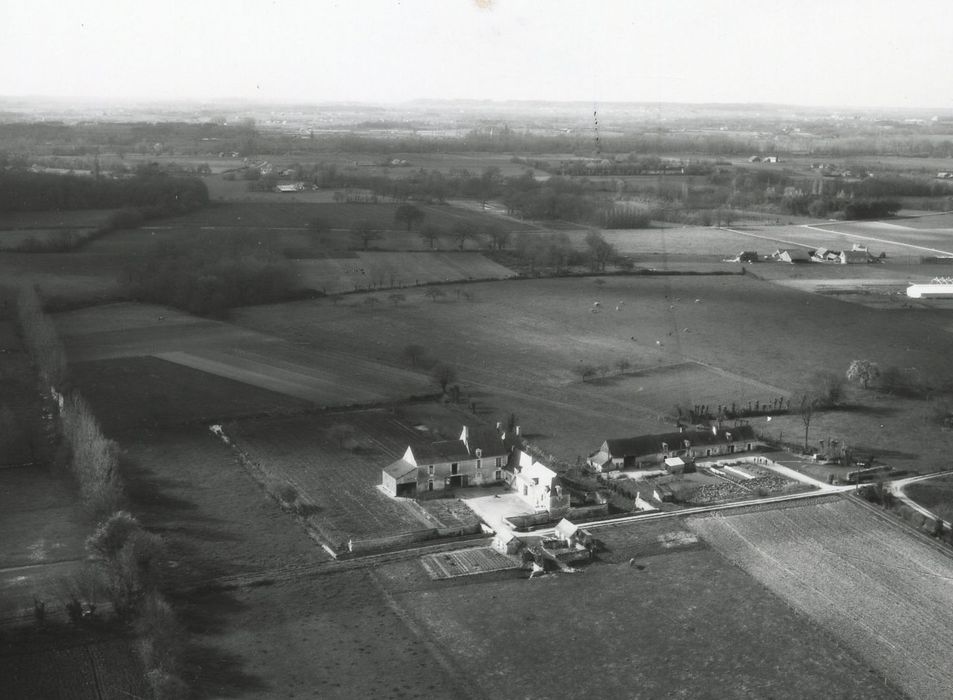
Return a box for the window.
[706,449,711,456]
[495,457,502,468]
[428,465,434,475]
[523,485,528,496]
[476,459,482,469]
[746,443,752,451]
[451,463,458,475]
[494,470,502,481]
[427,480,434,491]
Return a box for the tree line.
[121,232,299,316]
[0,167,209,214]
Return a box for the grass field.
[295,251,516,293]
[231,274,953,461]
[370,516,899,700]
[56,302,435,410]
[906,474,953,522]
[227,408,476,546]
[689,497,953,700]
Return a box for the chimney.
[496,421,502,430]
[515,425,521,436]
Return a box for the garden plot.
[688,498,953,700]
[420,547,520,579]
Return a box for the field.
[0,630,147,700]
[688,497,953,700]
[56,302,434,410]
[231,274,953,461]
[906,474,953,522]
[369,516,899,700]
[0,209,117,250]
[295,251,516,293]
[226,408,480,547]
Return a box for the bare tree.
[574,364,597,382]
[432,363,458,393]
[388,293,406,306]
[419,224,442,250]
[394,204,426,231]
[350,220,382,251]
[615,358,632,375]
[401,344,427,368]
[796,393,821,453]
[424,288,446,302]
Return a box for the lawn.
[371,516,899,700]
[688,497,953,700]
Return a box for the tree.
[419,224,442,250]
[796,393,821,453]
[811,370,845,407]
[846,359,881,390]
[452,222,477,250]
[615,358,632,375]
[432,363,457,393]
[362,296,380,308]
[424,287,446,302]
[394,204,426,231]
[585,231,616,272]
[350,220,381,251]
[574,364,597,382]
[388,293,406,306]
[485,223,510,251]
[401,343,427,368]
[327,424,358,450]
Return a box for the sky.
[2,0,952,109]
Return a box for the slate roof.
[411,440,471,463]
[383,459,418,481]
[603,425,756,459]
[464,427,510,456]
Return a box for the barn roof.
[383,459,418,481]
[463,426,509,456]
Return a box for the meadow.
[231,274,953,460]
[689,497,953,700]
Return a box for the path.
[889,470,953,527]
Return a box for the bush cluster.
[87,512,187,698]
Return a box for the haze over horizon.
[3,0,952,111]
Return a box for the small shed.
[775,248,811,264]
[738,251,759,263]
[664,457,686,475]
[493,530,522,555]
[554,518,579,545]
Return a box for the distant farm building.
[381,425,512,498]
[773,248,812,263]
[587,425,758,472]
[274,182,306,193]
[907,277,953,299]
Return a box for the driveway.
[462,488,537,534]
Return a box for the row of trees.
[16,285,66,386]
[121,233,299,316]
[0,169,209,214]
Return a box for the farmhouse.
[505,451,571,512]
[381,425,512,498]
[587,424,758,472]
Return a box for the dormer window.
[428,465,434,475]
[475,448,482,458]
[661,442,669,453]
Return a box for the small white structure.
[511,451,568,511]
[493,530,522,555]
